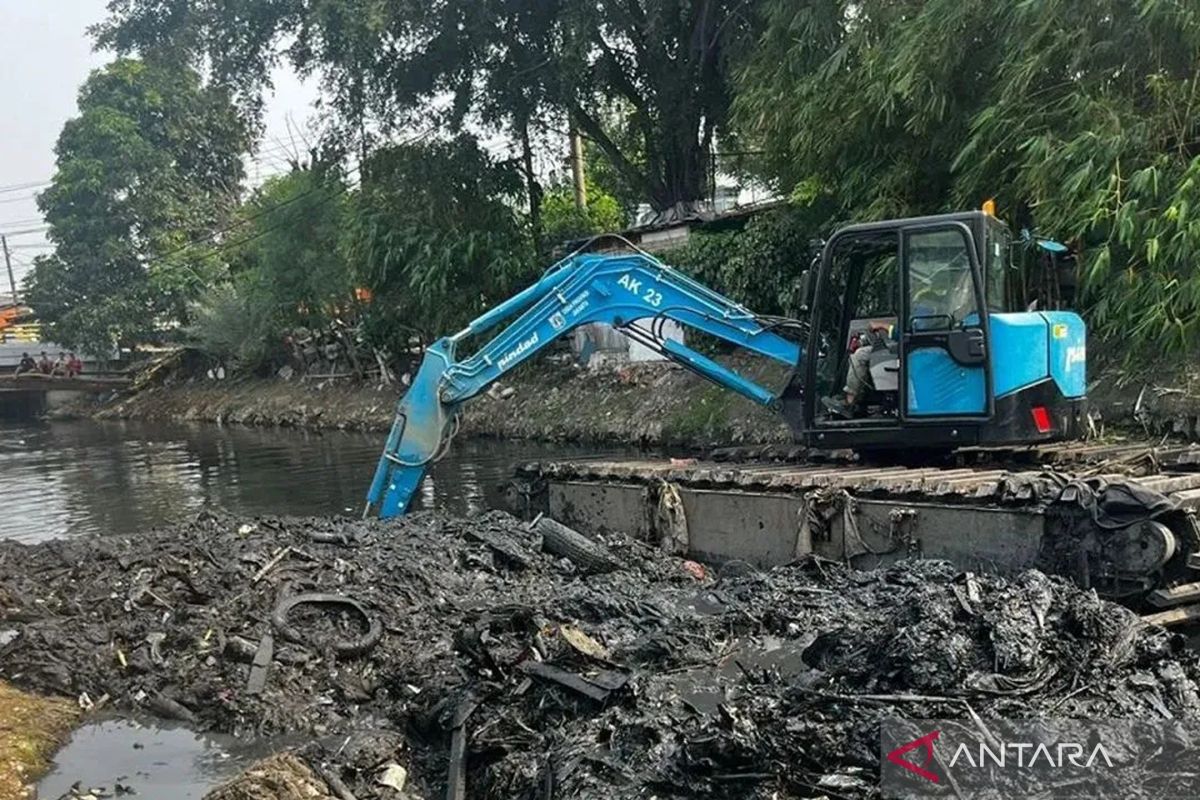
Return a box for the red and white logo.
[887,730,941,784]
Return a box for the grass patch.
[663,384,734,441]
[0,681,79,800]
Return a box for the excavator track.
[513,440,1200,614]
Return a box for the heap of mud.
[1,510,1198,798]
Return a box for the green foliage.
[663,383,734,441]
[665,206,824,316]
[735,0,1200,355]
[580,101,650,218]
[184,278,277,368]
[95,0,764,213]
[180,167,353,370]
[25,58,247,352]
[541,185,627,245]
[341,135,534,351]
[232,169,353,325]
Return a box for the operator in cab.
[822,321,894,419]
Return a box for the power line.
[146,125,432,264]
[9,126,432,285]
[0,141,326,210]
[0,180,50,196]
[0,194,42,206]
[142,126,436,272]
[150,163,363,265]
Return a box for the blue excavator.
[367,208,1087,518]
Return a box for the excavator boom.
[366,245,803,518]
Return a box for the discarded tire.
[271,593,383,658]
[534,517,621,574]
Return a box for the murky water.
[37,717,266,799]
[0,417,625,543]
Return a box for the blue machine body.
[991,311,1087,399]
[908,311,1086,417]
[366,217,1089,519]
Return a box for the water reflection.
[0,418,625,543]
[37,717,257,799]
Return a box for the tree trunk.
[519,120,544,255]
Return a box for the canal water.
[0,417,624,543]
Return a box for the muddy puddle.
[38,716,276,799]
[675,634,818,715]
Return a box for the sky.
[0,1,319,291]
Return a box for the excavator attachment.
[365,244,804,518]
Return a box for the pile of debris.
[1,509,1197,799]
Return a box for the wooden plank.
[1148,581,1200,608]
[1143,603,1200,628]
[1171,488,1200,509]
[246,633,274,696]
[1138,475,1200,493]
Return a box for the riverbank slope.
[0,682,78,800]
[67,356,794,447]
[53,354,1200,444]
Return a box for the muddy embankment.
[3,509,1200,798]
[63,356,794,447]
[57,352,1200,445]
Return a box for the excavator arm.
[366,246,804,518]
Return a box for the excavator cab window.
[984,220,1013,312]
[900,223,990,419]
[811,230,900,426]
[906,230,977,331]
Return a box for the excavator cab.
[782,210,1087,451]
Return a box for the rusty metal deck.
[527,448,1200,510]
[517,445,1200,601]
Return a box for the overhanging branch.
[569,102,663,208]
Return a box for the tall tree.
[26,58,248,351]
[736,0,1200,354]
[94,0,761,219]
[341,134,533,352]
[232,167,352,324]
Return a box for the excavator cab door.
[899,221,993,425]
[802,228,902,438]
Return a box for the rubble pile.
[0,510,1197,798]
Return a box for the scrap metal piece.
[446,699,477,800]
[247,632,275,695]
[518,660,627,702]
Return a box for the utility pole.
[569,117,587,211]
[1,235,15,306]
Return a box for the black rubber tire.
[535,517,621,574]
[271,592,383,658]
